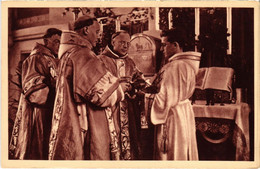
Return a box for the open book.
[195,67,234,92]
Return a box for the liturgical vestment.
[9,43,59,159]
[48,31,124,160]
[151,52,201,160]
[98,46,143,160]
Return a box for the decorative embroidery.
[85,71,118,105]
[196,118,232,135]
[105,107,121,160]
[196,117,249,160]
[48,50,71,160]
[44,55,58,86]
[23,76,45,94]
[119,101,131,160]
[142,94,154,129]
[9,96,23,158]
[140,110,148,129]
[49,65,57,79]
[104,97,131,160]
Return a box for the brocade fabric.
[48,31,124,160]
[9,43,58,159]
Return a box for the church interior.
[7,7,255,161]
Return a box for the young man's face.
[84,20,100,47]
[46,34,61,56]
[112,33,131,56]
[161,36,177,59]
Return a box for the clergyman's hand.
[120,82,132,93]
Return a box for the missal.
[195,67,234,92]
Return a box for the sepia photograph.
[1,1,259,168]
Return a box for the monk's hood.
[58,30,93,59]
[101,46,128,59]
[169,51,201,74]
[30,43,55,58]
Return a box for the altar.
[141,97,251,160]
[192,101,250,160]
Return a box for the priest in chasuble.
[98,30,146,160]
[48,16,131,160]
[9,28,62,159]
[150,28,201,160]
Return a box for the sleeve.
[73,50,124,107]
[22,55,50,105]
[150,63,182,124]
[84,71,124,107]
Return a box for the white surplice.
[151,52,201,160]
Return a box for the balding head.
[73,15,100,47]
[111,31,131,56]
